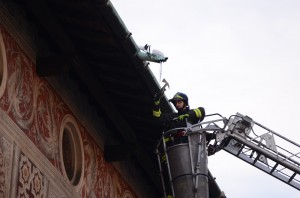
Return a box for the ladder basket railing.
[155,114,228,198]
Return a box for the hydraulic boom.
[156,113,300,198]
[214,113,300,190]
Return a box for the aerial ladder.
[156,113,300,198]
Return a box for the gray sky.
[112,0,300,197]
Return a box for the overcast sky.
[112,1,300,197]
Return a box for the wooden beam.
[36,54,72,76]
[23,0,75,54]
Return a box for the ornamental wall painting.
[18,153,47,198]
[0,135,12,198]
[0,25,137,198]
[81,131,136,198]
[0,26,68,170]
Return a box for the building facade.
[0,1,159,197]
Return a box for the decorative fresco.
[0,135,11,198]
[0,26,68,170]
[81,131,136,198]
[0,25,137,197]
[18,153,47,198]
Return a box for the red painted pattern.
[0,25,137,198]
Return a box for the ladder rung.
[270,163,279,173]
[288,172,297,183]
[253,154,261,164]
[237,144,245,155]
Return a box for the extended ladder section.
[155,113,300,197]
[220,113,300,190]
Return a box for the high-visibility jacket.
[153,101,205,131]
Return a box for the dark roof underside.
[18,0,172,194]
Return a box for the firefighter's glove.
[178,114,189,121]
[153,92,163,105]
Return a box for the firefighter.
[153,92,205,131]
[153,92,205,197]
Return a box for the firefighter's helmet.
[169,92,189,106]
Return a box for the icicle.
[159,62,162,81]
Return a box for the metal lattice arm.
[217,113,300,190]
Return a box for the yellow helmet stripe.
[175,94,183,99]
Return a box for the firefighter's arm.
[152,94,162,118]
[188,107,205,121]
[152,103,161,118]
[177,107,205,121]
